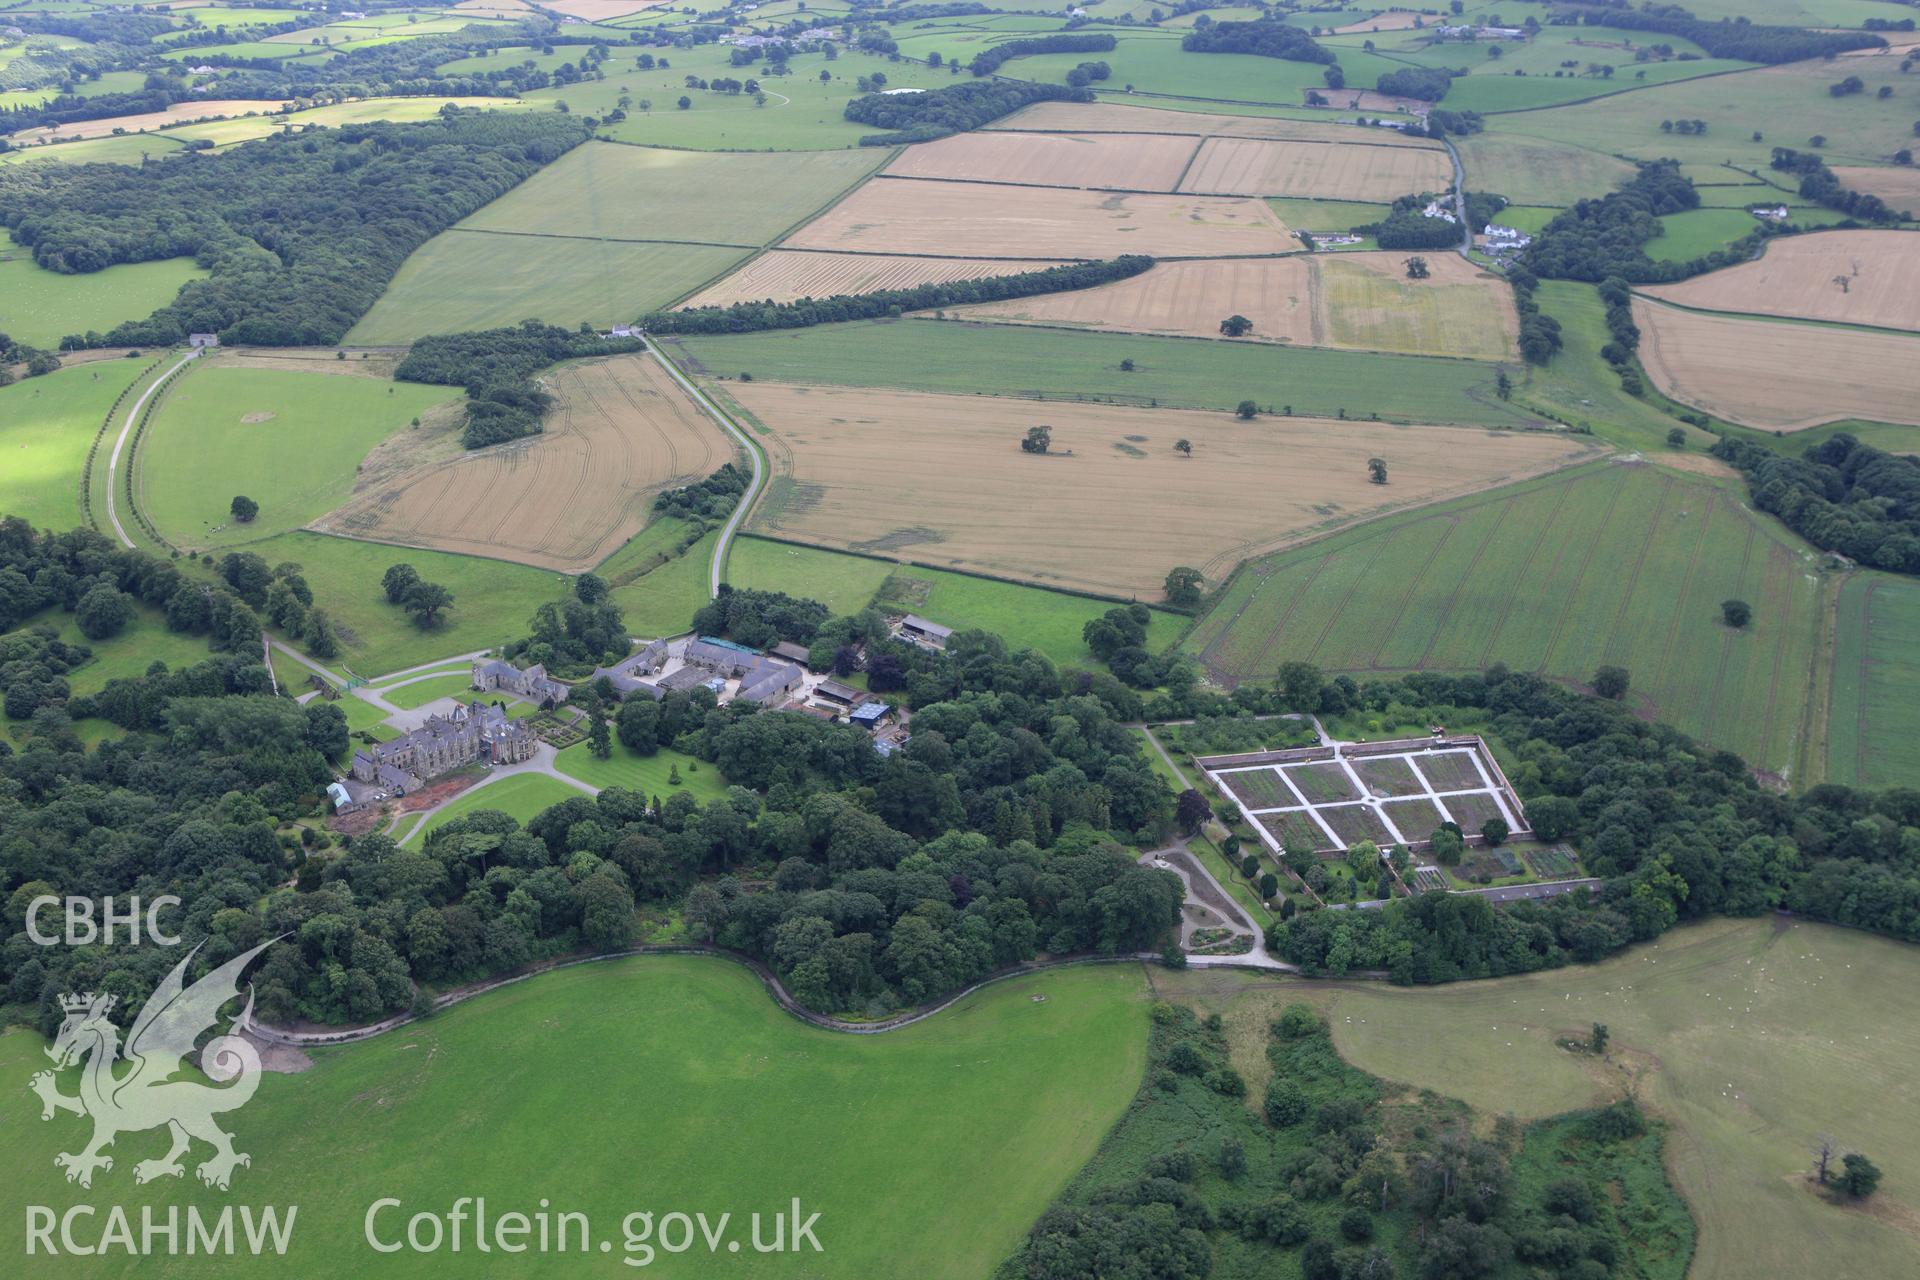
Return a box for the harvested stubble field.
[1632,299,1920,431]
[681,250,1062,310]
[1830,167,1920,213]
[1184,461,1829,777]
[1638,230,1920,333]
[882,131,1199,192]
[9,97,289,143]
[313,355,734,572]
[1176,136,1454,202]
[947,252,1516,359]
[781,178,1295,259]
[728,381,1601,597]
[990,100,1446,149]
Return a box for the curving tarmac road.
[645,343,764,598]
[104,348,199,549]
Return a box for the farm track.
[1754,542,1796,770]
[1852,579,1880,784]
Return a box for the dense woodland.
[1570,3,1885,63]
[640,256,1156,334]
[844,79,1091,145]
[0,112,589,347]
[1375,66,1456,103]
[968,33,1116,77]
[1712,434,1920,573]
[1180,18,1336,65]
[393,322,645,448]
[1770,148,1907,224]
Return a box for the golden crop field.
[945,252,1516,359]
[1640,229,1920,332]
[989,101,1444,149]
[883,131,1200,192]
[682,251,1063,309]
[1830,167,1920,212]
[782,178,1296,258]
[1633,298,1920,431]
[11,98,289,143]
[314,355,735,572]
[729,382,1601,597]
[1178,136,1454,201]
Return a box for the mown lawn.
[0,956,1149,1279]
[553,740,731,804]
[405,772,590,846]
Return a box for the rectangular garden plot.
[1380,796,1447,842]
[1526,845,1582,879]
[1282,761,1362,804]
[1218,767,1293,810]
[1319,804,1396,850]
[1257,810,1327,853]
[1411,749,1488,792]
[1352,756,1428,798]
[1440,791,1507,833]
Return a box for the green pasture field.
[1826,573,1920,791]
[1454,131,1635,206]
[1489,204,1560,233]
[728,535,1188,669]
[1645,206,1770,263]
[554,46,957,151]
[553,740,732,804]
[0,131,192,166]
[7,603,225,698]
[1494,54,1920,171]
[592,515,698,586]
[136,365,455,551]
[0,956,1148,1278]
[0,357,150,531]
[1310,917,1920,1279]
[1439,57,1755,114]
[157,39,330,61]
[0,69,147,111]
[1266,196,1390,232]
[345,230,745,343]
[434,45,581,75]
[377,670,485,710]
[671,322,1532,427]
[1641,0,1918,23]
[455,140,886,248]
[1525,280,1715,452]
[1183,459,1833,778]
[404,771,590,844]
[240,530,572,678]
[161,95,529,147]
[608,528,718,639]
[160,5,310,28]
[0,240,203,348]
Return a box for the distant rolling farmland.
[1185,460,1835,779]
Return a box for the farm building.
[472,658,569,704]
[850,701,893,731]
[896,614,953,650]
[813,678,864,708]
[589,639,669,697]
[770,640,813,666]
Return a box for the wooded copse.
[394,322,645,449]
[967,32,1116,77]
[844,79,1092,145]
[1180,18,1336,64]
[1712,433,1920,573]
[639,257,1157,335]
[0,111,591,348]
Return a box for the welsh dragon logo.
[30,939,276,1191]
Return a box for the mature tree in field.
[1164,565,1205,607]
[1495,370,1512,400]
[1841,1152,1882,1199]
[1812,1135,1839,1185]
[1721,598,1752,628]
[589,710,612,759]
[1589,1022,1609,1054]
[1430,824,1464,865]
[617,697,659,754]
[1220,314,1254,337]
[75,583,133,640]
[1176,787,1211,834]
[677,95,691,109]
[305,609,340,660]
[1481,816,1509,846]
[1120,357,1135,372]
[1174,437,1192,456]
[1236,399,1258,419]
[1667,426,1687,448]
[1592,664,1630,700]
[230,495,259,523]
[1367,457,1388,485]
[1404,255,1430,279]
[1020,425,1052,454]
[403,580,453,628]
[382,562,420,605]
[1276,659,1323,711]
